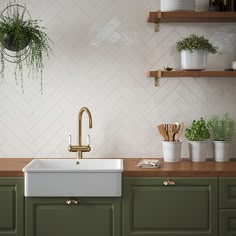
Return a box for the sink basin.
[23,159,123,197]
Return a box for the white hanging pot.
[181,50,208,70]
[160,0,195,12]
[213,141,231,162]
[188,141,209,162]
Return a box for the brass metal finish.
[154,70,162,87]
[66,199,80,205]
[163,179,176,186]
[154,11,161,32]
[68,107,93,163]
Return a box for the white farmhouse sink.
[23,159,123,197]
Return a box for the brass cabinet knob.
[66,199,80,205]
[163,179,176,186]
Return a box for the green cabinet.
[25,197,121,236]
[0,177,24,236]
[219,177,236,236]
[123,177,218,236]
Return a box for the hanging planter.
[0,3,53,93]
[1,32,31,51]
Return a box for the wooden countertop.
[0,158,236,177]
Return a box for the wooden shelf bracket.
[148,70,162,86]
[154,11,161,32]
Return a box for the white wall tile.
[0,0,236,158]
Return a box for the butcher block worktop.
[0,158,236,177]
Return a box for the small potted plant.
[185,117,210,162]
[176,34,219,70]
[207,113,234,162]
[0,3,53,93]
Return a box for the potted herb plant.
[176,34,219,70]
[207,113,234,162]
[185,117,210,162]
[0,3,53,93]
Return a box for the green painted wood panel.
[123,177,218,236]
[220,177,236,209]
[26,197,121,236]
[0,177,24,236]
[220,209,236,236]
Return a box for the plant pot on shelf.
[188,141,209,162]
[162,141,182,162]
[176,34,219,71]
[213,141,231,162]
[180,50,207,70]
[160,0,195,12]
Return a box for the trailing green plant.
[185,117,210,141]
[207,113,235,141]
[176,34,219,54]
[0,3,53,93]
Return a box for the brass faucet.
[68,107,93,164]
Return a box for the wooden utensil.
[175,122,184,141]
[167,124,175,142]
[157,124,168,141]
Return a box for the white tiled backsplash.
[0,0,236,158]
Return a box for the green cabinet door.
[0,177,24,236]
[220,177,236,209]
[26,197,121,236]
[220,209,236,236]
[123,177,218,236]
[219,177,236,236]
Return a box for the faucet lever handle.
[87,135,90,146]
[69,135,72,146]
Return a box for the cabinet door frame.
[25,197,121,236]
[220,177,236,209]
[123,177,218,236]
[0,177,24,236]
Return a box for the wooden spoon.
[157,124,168,141]
[175,122,184,141]
[168,124,175,142]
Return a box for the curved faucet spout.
[68,107,93,163]
[78,107,93,146]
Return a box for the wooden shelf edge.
[147,11,236,23]
[148,70,236,78]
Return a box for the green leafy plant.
[207,113,234,141]
[185,117,210,141]
[0,3,53,93]
[176,34,219,53]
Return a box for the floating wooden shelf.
[147,11,236,31]
[148,70,236,86]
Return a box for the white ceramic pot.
[213,141,231,162]
[160,0,195,12]
[195,0,209,12]
[162,141,182,162]
[188,141,209,162]
[181,50,207,70]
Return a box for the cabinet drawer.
[220,178,236,209]
[123,177,218,236]
[220,209,236,236]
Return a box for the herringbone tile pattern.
[0,0,236,159]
